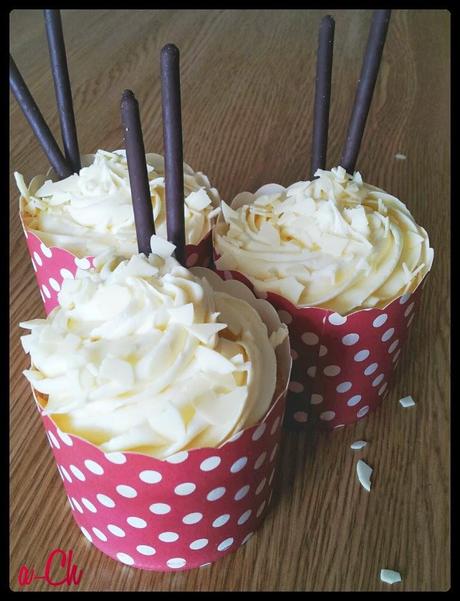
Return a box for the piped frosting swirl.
[214,167,433,314]
[20,236,286,458]
[16,149,220,257]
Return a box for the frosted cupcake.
[19,237,291,570]
[16,150,220,313]
[16,149,220,256]
[214,167,433,428]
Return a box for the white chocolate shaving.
[350,440,367,450]
[356,459,373,492]
[215,168,432,314]
[399,395,416,408]
[380,569,402,584]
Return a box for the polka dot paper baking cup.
[213,257,429,430]
[27,271,292,571]
[21,226,213,316]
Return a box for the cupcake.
[19,236,291,571]
[213,166,433,429]
[15,150,221,313]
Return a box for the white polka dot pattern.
[116,552,134,565]
[372,314,388,328]
[234,485,250,501]
[137,545,156,556]
[230,457,248,473]
[319,411,336,421]
[336,381,352,393]
[37,372,285,571]
[139,470,162,484]
[105,452,126,464]
[182,512,203,524]
[342,333,359,346]
[328,313,347,325]
[190,539,208,550]
[127,517,147,528]
[323,365,341,376]
[107,524,126,538]
[97,494,115,508]
[289,381,304,393]
[185,252,199,268]
[256,264,422,429]
[40,242,53,258]
[293,411,308,423]
[81,497,97,513]
[237,510,252,525]
[307,366,317,378]
[347,395,362,407]
[301,332,319,345]
[207,487,226,501]
[166,451,189,464]
[388,340,399,354]
[381,328,395,342]
[175,483,196,496]
[217,538,234,551]
[200,456,221,472]
[84,459,104,475]
[70,465,85,481]
[354,349,370,362]
[364,363,378,376]
[116,485,137,498]
[150,503,171,515]
[251,423,266,441]
[60,268,74,280]
[49,277,60,291]
[33,251,43,267]
[92,527,107,542]
[241,272,421,429]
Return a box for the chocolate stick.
[9,54,72,179]
[340,9,391,174]
[311,15,335,178]
[121,90,156,255]
[44,9,81,173]
[160,43,186,266]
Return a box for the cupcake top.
[16,149,221,257]
[20,236,286,459]
[214,167,433,315]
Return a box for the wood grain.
[9,9,450,591]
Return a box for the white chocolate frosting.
[16,149,220,257]
[20,236,287,458]
[214,167,433,314]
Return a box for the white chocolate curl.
[16,149,221,257]
[214,167,433,315]
[20,237,286,459]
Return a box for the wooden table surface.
[9,9,450,592]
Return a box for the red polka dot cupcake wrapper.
[20,219,213,316]
[214,263,429,430]
[31,365,288,572]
